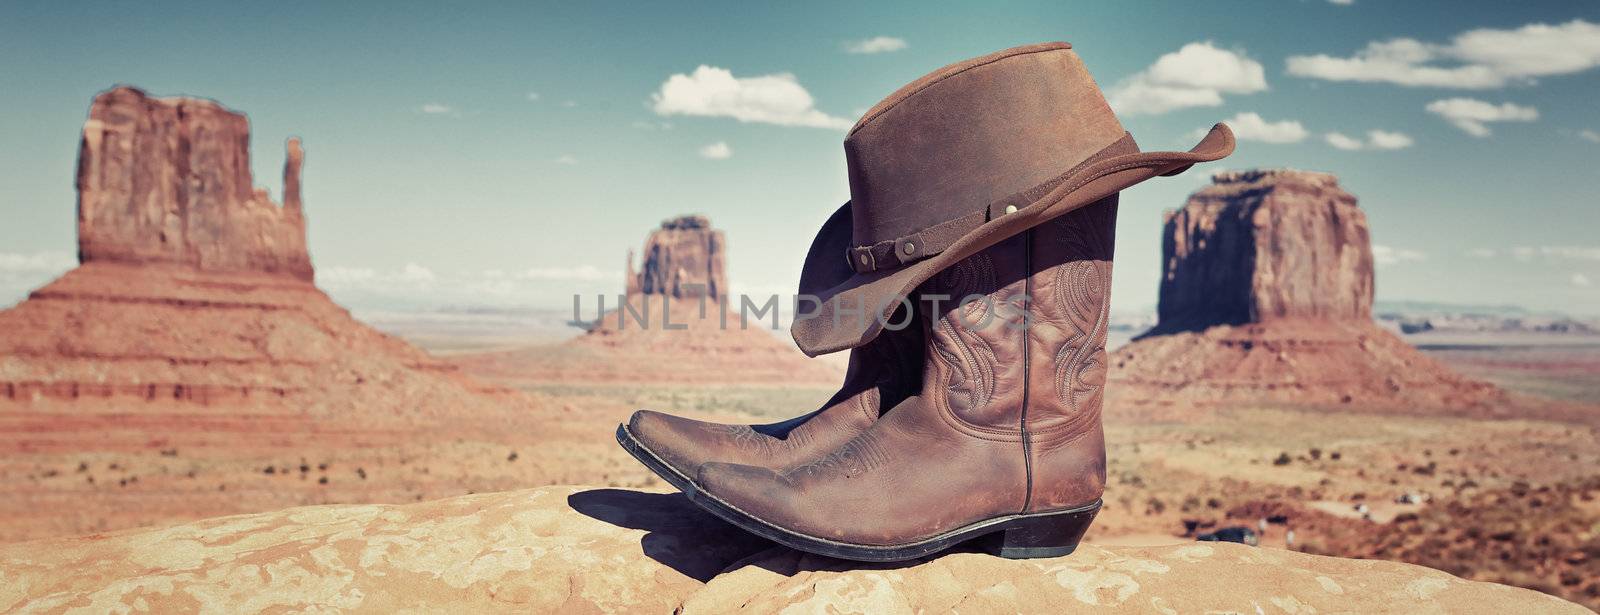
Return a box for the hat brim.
[791,123,1234,357]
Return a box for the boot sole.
[687,482,1100,562]
[614,423,699,495]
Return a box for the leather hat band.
[847,209,984,273]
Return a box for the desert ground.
[3,311,1597,608]
[444,322,1600,608]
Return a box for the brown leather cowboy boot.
[616,318,922,491]
[691,197,1117,561]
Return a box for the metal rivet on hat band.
[1004,205,1018,215]
[903,243,916,255]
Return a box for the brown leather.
[698,195,1117,545]
[626,309,923,478]
[790,41,1232,358]
[847,44,1127,251]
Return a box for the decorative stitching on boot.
[788,430,891,477]
[712,424,775,453]
[1049,203,1115,418]
[1054,259,1111,413]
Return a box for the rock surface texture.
[0,87,549,543]
[76,86,313,282]
[1111,170,1505,410]
[0,486,1583,614]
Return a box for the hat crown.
[844,43,1127,250]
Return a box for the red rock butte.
[77,86,313,282]
[1110,169,1504,411]
[0,87,546,541]
[624,214,726,300]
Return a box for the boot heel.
[994,502,1100,559]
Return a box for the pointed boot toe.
[615,305,925,494]
[618,409,717,490]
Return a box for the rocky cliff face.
[1154,169,1372,335]
[0,486,1583,614]
[76,86,313,281]
[625,215,726,300]
[0,87,550,543]
[1112,169,1504,410]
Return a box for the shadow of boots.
[569,488,994,582]
[567,488,778,582]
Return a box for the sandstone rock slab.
[0,486,1582,614]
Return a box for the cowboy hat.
[790,42,1234,357]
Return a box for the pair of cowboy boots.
[619,198,1118,561]
[616,41,1230,562]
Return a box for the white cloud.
[1286,19,1600,88]
[698,141,733,160]
[0,251,74,273]
[1579,129,1600,143]
[1507,246,1600,262]
[1468,248,1497,258]
[1425,98,1537,137]
[527,92,541,102]
[1367,130,1415,150]
[1574,273,1594,287]
[1324,132,1364,151]
[651,65,852,129]
[1204,112,1307,144]
[1324,129,1414,150]
[419,103,456,115]
[632,120,673,131]
[555,154,579,165]
[399,262,435,282]
[322,263,616,292]
[0,251,76,307]
[319,266,378,284]
[561,100,578,108]
[320,264,435,291]
[1372,245,1427,267]
[1327,0,1354,5]
[1541,246,1600,261]
[845,36,908,54]
[519,265,618,281]
[1108,42,1267,115]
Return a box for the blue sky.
[2,0,1598,316]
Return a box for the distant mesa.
[1149,170,1372,336]
[1110,169,1505,411]
[587,214,752,337]
[454,214,842,386]
[77,86,313,282]
[624,214,726,301]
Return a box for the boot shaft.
[916,195,1117,432]
[916,195,1116,512]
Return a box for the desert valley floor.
[4,316,1596,608]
